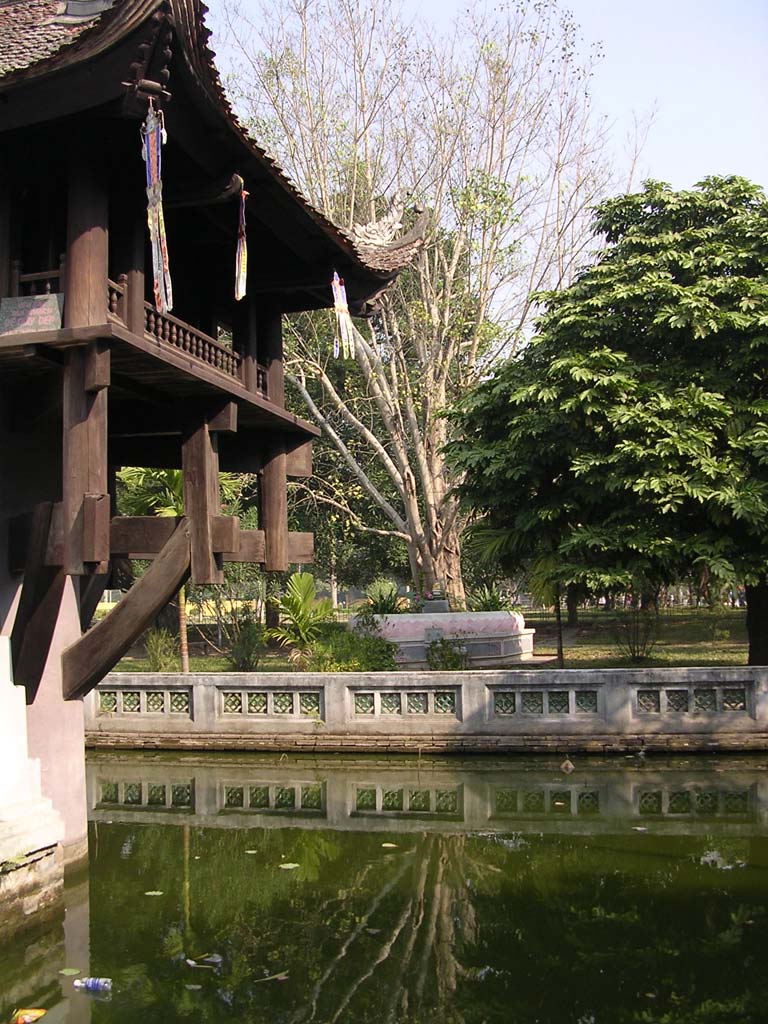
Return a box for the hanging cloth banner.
[140,100,173,314]
[235,186,249,301]
[331,271,356,359]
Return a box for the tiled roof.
[0,0,99,77]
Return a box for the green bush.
[307,621,397,672]
[426,637,468,670]
[225,610,265,671]
[467,584,514,611]
[144,628,177,672]
[266,573,333,664]
[365,578,405,614]
[612,607,659,662]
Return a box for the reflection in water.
[5,753,768,1023]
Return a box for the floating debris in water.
[59,968,80,976]
[11,1012,47,1024]
[144,890,164,896]
[381,843,398,849]
[254,970,289,983]
[279,862,300,870]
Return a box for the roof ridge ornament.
[352,189,408,248]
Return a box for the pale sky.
[409,0,768,190]
[210,0,768,192]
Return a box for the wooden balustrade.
[107,276,126,320]
[142,301,247,383]
[104,281,269,396]
[11,254,66,297]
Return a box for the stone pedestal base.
[352,610,535,668]
[0,636,65,940]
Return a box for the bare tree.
[215,0,618,605]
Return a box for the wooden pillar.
[62,141,110,575]
[233,296,259,392]
[259,304,284,405]
[182,420,223,584]
[0,161,10,299]
[258,306,288,571]
[125,208,146,335]
[64,141,108,329]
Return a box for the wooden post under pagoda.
[62,140,110,575]
[233,295,260,393]
[0,160,9,299]
[182,419,224,584]
[259,306,288,572]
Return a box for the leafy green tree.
[448,176,768,664]
[215,0,621,606]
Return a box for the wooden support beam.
[110,515,239,560]
[206,400,238,433]
[82,493,111,562]
[62,346,109,574]
[182,421,223,584]
[9,503,67,702]
[223,529,265,563]
[286,439,313,479]
[84,340,111,393]
[233,296,259,393]
[0,162,10,299]
[287,531,314,564]
[261,445,287,571]
[258,305,284,405]
[110,516,178,559]
[62,520,191,700]
[79,571,111,631]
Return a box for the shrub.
[426,637,468,670]
[612,607,659,662]
[266,573,333,664]
[307,619,397,672]
[365,578,405,614]
[467,584,514,611]
[225,610,265,671]
[144,627,177,672]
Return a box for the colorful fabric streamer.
[140,100,173,314]
[331,272,356,359]
[235,187,248,301]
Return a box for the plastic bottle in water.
[73,977,112,993]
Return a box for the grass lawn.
[530,608,748,669]
[113,652,295,673]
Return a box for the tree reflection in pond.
[86,821,768,1024]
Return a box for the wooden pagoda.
[0,0,423,705]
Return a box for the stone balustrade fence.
[85,667,768,754]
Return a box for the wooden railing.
[10,255,66,297]
[144,302,242,379]
[107,275,126,319]
[105,279,269,396]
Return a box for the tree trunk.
[434,524,465,610]
[329,570,338,609]
[566,583,579,627]
[746,581,768,665]
[554,583,564,668]
[178,585,189,673]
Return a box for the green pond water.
[3,752,768,1023]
